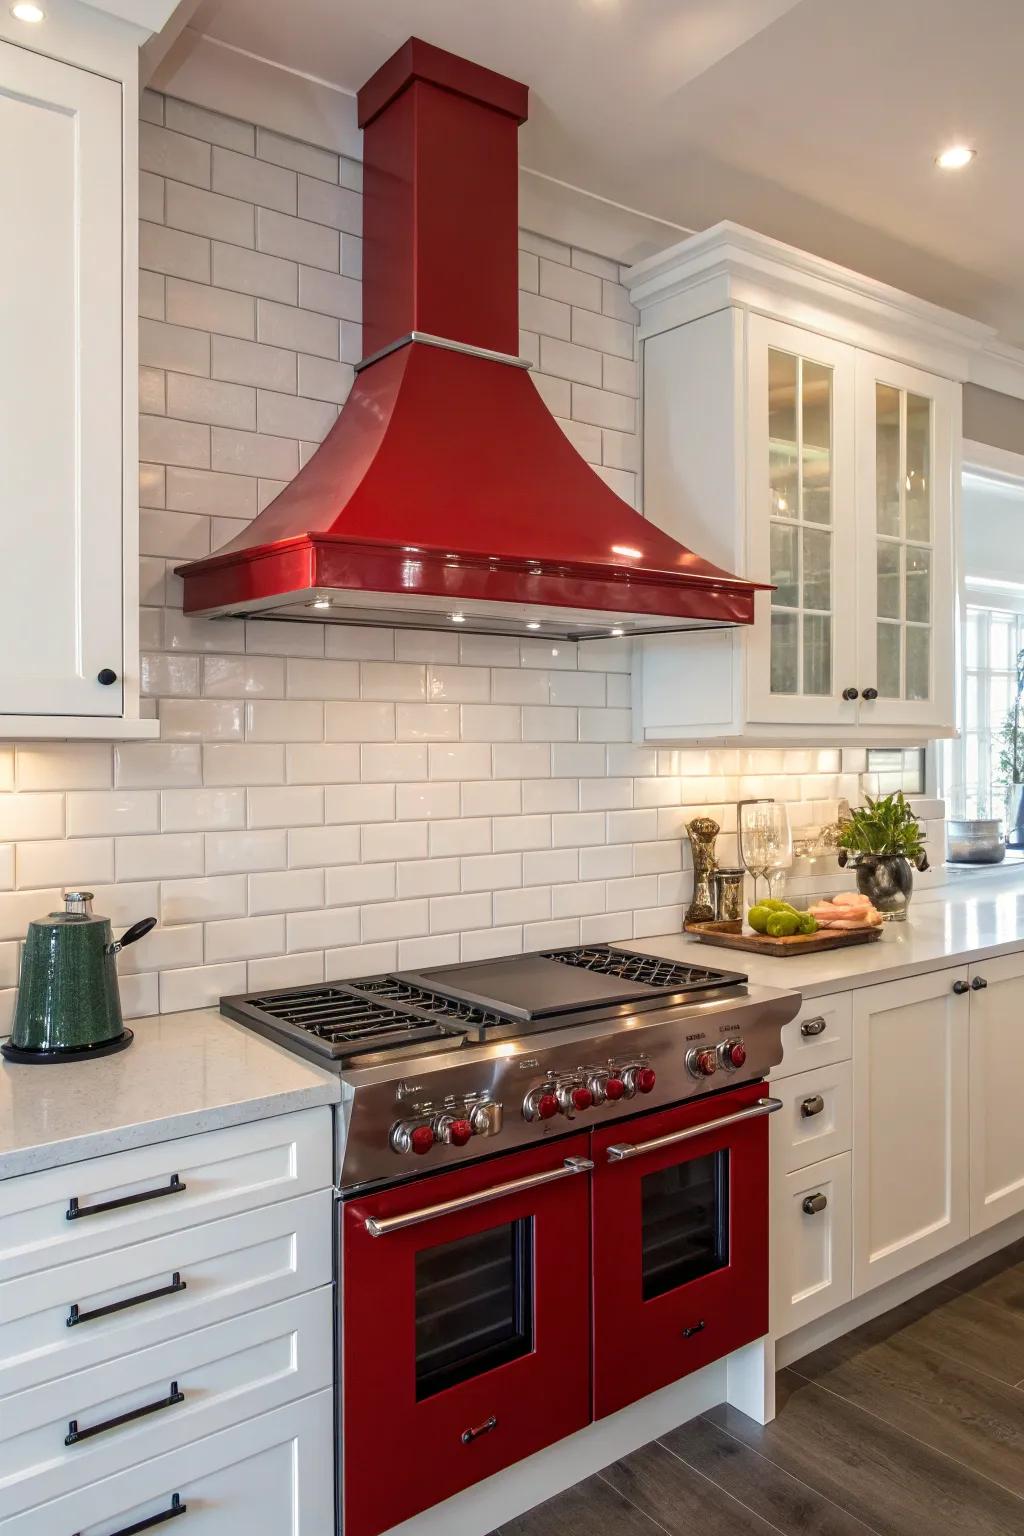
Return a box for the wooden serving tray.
[685,920,883,956]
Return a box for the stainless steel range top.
[221,944,799,1192]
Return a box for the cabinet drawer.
[0,1190,332,1398]
[770,1060,852,1174]
[0,1287,332,1519]
[772,1152,852,1338]
[2,1390,334,1536]
[776,993,852,1079]
[0,1108,332,1284]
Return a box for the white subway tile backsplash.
[427,665,490,703]
[361,743,428,783]
[167,180,254,245]
[18,744,111,791]
[461,780,521,818]
[160,699,243,742]
[246,700,323,742]
[289,824,359,868]
[285,744,359,784]
[66,791,158,838]
[257,127,338,182]
[397,782,461,821]
[248,951,324,990]
[247,785,323,828]
[522,780,578,814]
[161,786,245,831]
[397,858,460,899]
[325,783,395,823]
[324,863,396,905]
[17,838,114,890]
[160,962,247,1013]
[429,819,492,858]
[362,899,429,942]
[430,893,493,934]
[249,867,324,915]
[118,833,204,881]
[0,794,65,841]
[286,905,359,952]
[162,874,247,924]
[396,704,460,742]
[361,821,428,863]
[205,829,287,874]
[523,848,578,886]
[428,744,493,781]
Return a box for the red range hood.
[177,38,764,640]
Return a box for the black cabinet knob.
[862,687,879,701]
[971,976,988,991]
[842,687,860,701]
[952,979,969,995]
[97,669,118,686]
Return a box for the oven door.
[591,1083,779,1419]
[342,1136,593,1536]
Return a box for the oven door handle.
[605,1097,783,1162]
[364,1155,595,1237]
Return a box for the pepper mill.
[684,815,720,926]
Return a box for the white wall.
[0,94,859,1025]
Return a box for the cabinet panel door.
[773,1152,851,1338]
[969,953,1024,1234]
[0,41,123,716]
[746,316,858,726]
[855,352,956,732]
[853,969,970,1294]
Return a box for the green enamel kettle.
[1,893,156,1064]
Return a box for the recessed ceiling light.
[11,2,45,18]
[936,144,975,171]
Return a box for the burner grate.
[237,985,462,1057]
[542,945,739,992]
[354,977,504,1029]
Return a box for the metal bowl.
[945,819,1006,865]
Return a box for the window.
[955,605,1024,818]
[865,748,926,796]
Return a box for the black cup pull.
[862,687,879,701]
[803,1192,828,1215]
[841,687,860,701]
[67,1173,186,1222]
[68,1272,186,1328]
[971,975,988,991]
[682,1320,706,1338]
[461,1414,497,1445]
[72,1492,187,1536]
[97,669,118,686]
[66,1382,184,1446]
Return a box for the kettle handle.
[108,917,157,956]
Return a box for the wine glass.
[738,801,771,905]
[739,801,793,906]
[763,803,793,901]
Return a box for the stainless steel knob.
[800,1016,827,1037]
[470,1099,502,1135]
[800,1094,825,1118]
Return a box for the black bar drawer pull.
[68,1272,186,1328]
[67,1174,186,1222]
[66,1382,184,1446]
[461,1415,497,1445]
[802,1192,828,1215]
[800,1016,827,1037]
[681,1320,706,1339]
[73,1493,186,1536]
[800,1094,825,1118]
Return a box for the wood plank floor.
[496,1237,1024,1536]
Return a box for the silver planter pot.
[852,854,915,921]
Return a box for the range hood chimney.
[177,38,764,640]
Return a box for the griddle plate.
[397,953,662,1023]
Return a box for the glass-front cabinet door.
[856,353,956,731]
[746,316,858,725]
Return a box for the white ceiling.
[189,0,1024,345]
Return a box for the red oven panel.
[590,1082,770,1419]
[343,1135,592,1536]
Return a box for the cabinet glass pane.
[802,527,830,611]
[878,622,901,698]
[803,614,831,696]
[641,1151,729,1300]
[906,627,930,702]
[905,393,931,542]
[771,611,798,694]
[415,1220,532,1400]
[905,546,931,623]
[876,384,901,537]
[770,522,799,608]
[768,349,798,517]
[801,360,832,525]
[877,541,901,619]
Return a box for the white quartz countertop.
[0,1009,339,1181]
[626,865,1024,998]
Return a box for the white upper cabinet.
[627,224,962,746]
[0,34,153,738]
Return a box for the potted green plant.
[837,791,929,921]
[995,647,1024,849]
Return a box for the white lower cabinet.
[770,1060,852,1175]
[968,952,1024,1234]
[852,967,970,1295]
[3,1390,335,1536]
[773,1153,852,1337]
[775,993,854,1080]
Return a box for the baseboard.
[776,1207,1024,1368]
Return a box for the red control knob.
[537,1092,559,1120]
[725,1041,747,1069]
[635,1066,657,1094]
[448,1118,473,1147]
[571,1086,594,1112]
[410,1125,434,1155]
[687,1048,717,1078]
[605,1076,626,1101]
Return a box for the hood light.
[936,144,975,170]
[11,3,45,19]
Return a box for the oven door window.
[641,1150,729,1300]
[415,1218,533,1400]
